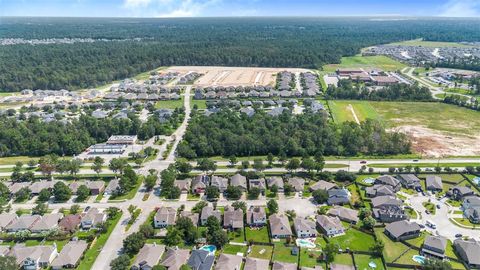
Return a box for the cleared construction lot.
[166,66,310,87]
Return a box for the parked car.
[413,159,419,162]
[436,204,441,209]
[455,234,463,238]
[360,160,367,164]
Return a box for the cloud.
[122,0,220,17]
[439,0,480,17]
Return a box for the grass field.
[389,39,473,48]
[245,227,270,243]
[374,228,410,263]
[369,162,480,168]
[333,253,354,265]
[299,249,324,268]
[155,97,184,109]
[327,100,379,123]
[222,244,248,255]
[354,254,385,270]
[273,242,298,264]
[323,55,406,72]
[329,227,376,251]
[248,245,273,260]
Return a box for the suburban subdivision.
[1,16,480,270]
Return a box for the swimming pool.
[363,178,375,184]
[412,255,426,264]
[296,239,316,249]
[473,177,480,185]
[200,245,216,254]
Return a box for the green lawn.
[222,244,248,255]
[333,253,354,265]
[273,242,299,264]
[76,212,122,270]
[323,55,406,72]
[405,232,427,248]
[248,244,273,260]
[327,100,380,123]
[370,163,480,168]
[190,97,207,110]
[354,254,385,270]
[245,226,270,243]
[108,177,142,201]
[328,227,375,251]
[356,174,380,186]
[299,248,324,268]
[374,228,409,263]
[436,174,466,183]
[24,239,69,252]
[155,97,184,109]
[422,202,436,215]
[388,39,473,48]
[228,228,246,243]
[394,248,420,265]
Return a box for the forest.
[177,109,411,158]
[2,17,480,91]
[325,80,433,101]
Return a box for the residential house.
[223,207,244,230]
[365,185,395,197]
[181,211,199,226]
[104,179,121,195]
[81,208,107,229]
[244,257,270,270]
[294,218,317,238]
[8,182,31,194]
[249,178,266,193]
[327,189,350,205]
[310,180,337,192]
[448,186,475,200]
[8,244,58,270]
[454,239,480,269]
[230,174,247,191]
[58,214,82,233]
[269,214,292,238]
[267,177,284,192]
[211,176,229,193]
[246,206,267,227]
[316,215,345,237]
[214,253,243,270]
[31,213,63,233]
[154,207,177,228]
[187,249,215,270]
[0,213,17,231]
[371,196,406,223]
[327,206,359,224]
[51,240,88,270]
[397,174,421,189]
[175,179,191,194]
[384,220,421,241]
[29,180,56,195]
[288,177,305,192]
[422,235,447,259]
[5,215,41,232]
[426,176,443,192]
[375,175,401,192]
[200,206,222,226]
[192,175,209,194]
[161,248,190,270]
[272,261,297,270]
[462,196,480,224]
[131,243,165,270]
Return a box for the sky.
[1,0,480,18]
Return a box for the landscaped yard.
[374,228,410,263]
[273,242,299,264]
[354,254,385,270]
[245,226,270,243]
[228,228,246,243]
[328,227,376,251]
[108,177,142,201]
[422,201,436,215]
[393,248,420,265]
[248,244,273,260]
[155,97,184,109]
[222,244,247,255]
[299,248,324,268]
[333,253,354,265]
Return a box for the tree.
[225,186,242,200]
[312,189,329,204]
[110,255,131,270]
[53,181,72,202]
[32,202,48,216]
[370,240,384,255]
[192,201,208,213]
[0,256,16,270]
[248,187,261,200]
[335,170,356,182]
[164,226,182,246]
[267,153,274,167]
[231,201,247,212]
[176,216,198,244]
[139,223,155,238]
[229,156,237,167]
[144,174,157,191]
[175,160,193,174]
[422,258,452,270]
[414,166,421,174]
[14,187,31,202]
[286,158,300,172]
[76,185,90,202]
[241,160,250,169]
[324,242,337,263]
[91,156,104,175]
[70,204,80,214]
[37,189,51,202]
[388,167,396,173]
[38,155,57,179]
[180,265,192,270]
[283,183,294,196]
[267,199,278,214]
[253,158,265,171]
[301,157,315,174]
[123,232,146,255]
[109,158,127,175]
[197,158,217,173]
[435,166,442,173]
[359,208,372,219]
[362,216,376,230]
[165,186,181,199]
[205,186,220,201]
[270,184,278,196]
[107,207,120,218]
[27,159,37,168]
[68,159,83,176]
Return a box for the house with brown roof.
[8,244,58,269]
[246,206,267,227]
[31,213,63,233]
[288,177,305,192]
[294,217,317,238]
[214,253,243,270]
[180,211,199,226]
[5,215,42,232]
[269,214,292,238]
[161,247,190,270]
[327,206,359,224]
[315,215,344,237]
[267,177,284,192]
[59,214,82,233]
[8,182,30,194]
[51,240,88,270]
[81,208,107,229]
[154,207,177,228]
[244,257,270,270]
[69,180,105,195]
[201,206,222,226]
[175,179,191,194]
[272,261,297,270]
[0,213,17,231]
[230,174,247,191]
[211,176,229,193]
[223,207,244,230]
[132,243,165,270]
[29,180,56,195]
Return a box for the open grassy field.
[328,227,376,251]
[248,245,273,260]
[327,100,380,123]
[323,55,406,72]
[273,242,298,263]
[354,254,385,270]
[389,39,473,48]
[155,97,184,109]
[245,227,270,243]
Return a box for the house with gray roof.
[327,189,350,205]
[267,177,284,192]
[272,261,297,270]
[132,243,165,270]
[422,235,447,259]
[8,244,58,269]
[0,213,18,231]
[5,215,41,232]
[29,180,56,195]
[269,214,292,238]
[384,220,421,241]
[246,206,266,227]
[223,207,244,230]
[462,196,480,224]
[154,207,177,228]
[230,174,247,191]
[397,174,421,189]
[187,249,215,270]
[161,248,190,270]
[81,208,107,229]
[294,217,317,238]
[104,179,121,195]
[366,184,395,197]
[454,239,480,269]
[426,175,443,192]
[214,253,243,270]
[192,175,209,194]
[244,257,270,270]
[249,178,266,193]
[310,180,337,192]
[375,175,401,192]
[327,206,359,224]
[51,240,88,270]
[31,213,63,233]
[181,211,199,227]
[211,176,229,193]
[316,215,344,237]
[448,185,475,200]
[200,206,222,226]
[175,179,191,194]
[287,177,305,192]
[240,107,255,117]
